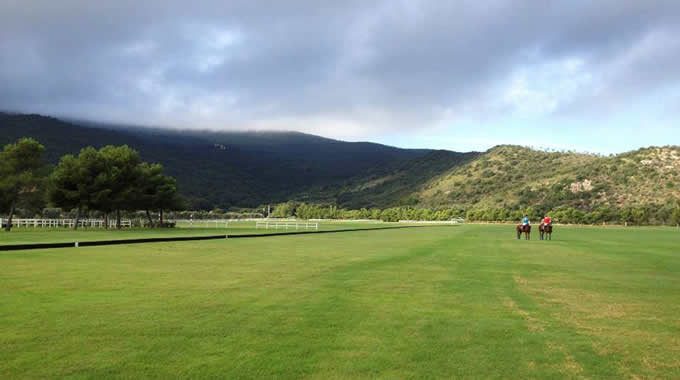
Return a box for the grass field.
[0,220,399,245]
[1,224,679,378]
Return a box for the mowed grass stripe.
[505,227,680,379]
[1,225,679,378]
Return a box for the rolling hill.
[349,144,680,212]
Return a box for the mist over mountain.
[2,112,678,213]
[0,112,435,208]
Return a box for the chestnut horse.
[540,223,553,240]
[516,224,531,240]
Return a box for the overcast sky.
[1,1,679,153]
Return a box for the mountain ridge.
[2,112,678,212]
[0,112,439,208]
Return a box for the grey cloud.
[1,0,680,137]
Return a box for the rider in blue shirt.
[522,215,530,226]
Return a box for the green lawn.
[175,220,405,236]
[1,225,679,378]
[0,220,405,245]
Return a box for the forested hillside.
[264,145,680,225]
[309,150,481,208]
[2,112,678,217]
[0,113,434,208]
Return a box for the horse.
[516,224,531,240]
[543,223,552,240]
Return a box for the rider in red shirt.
[543,215,552,225]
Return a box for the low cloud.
[1,0,679,143]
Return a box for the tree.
[619,207,634,226]
[271,202,297,218]
[585,211,602,225]
[96,145,142,229]
[135,162,185,226]
[0,138,46,231]
[50,154,80,218]
[632,206,648,226]
[135,163,165,227]
[50,147,105,229]
[150,171,183,226]
[672,206,680,227]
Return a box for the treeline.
[0,138,183,231]
[270,202,465,222]
[166,209,264,220]
[269,201,680,226]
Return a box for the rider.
[543,215,552,226]
[522,215,530,226]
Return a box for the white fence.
[171,219,231,228]
[309,219,380,223]
[171,219,304,228]
[398,219,465,224]
[256,221,319,230]
[0,218,131,228]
